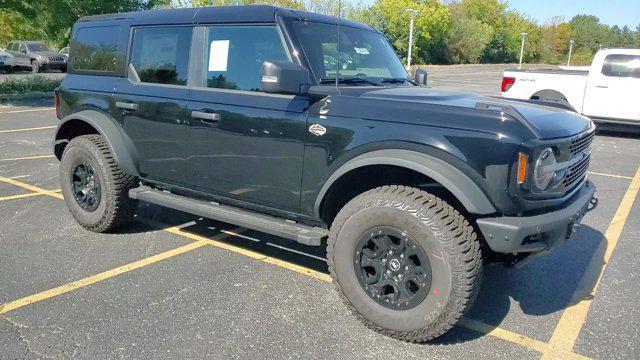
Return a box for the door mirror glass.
[414,68,428,86]
[261,61,311,95]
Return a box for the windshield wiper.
[319,77,381,86]
[379,77,418,86]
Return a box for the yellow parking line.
[0,238,212,314]
[458,318,548,353]
[0,155,55,162]
[587,171,634,180]
[0,177,584,355]
[0,192,43,202]
[543,165,640,359]
[0,176,63,199]
[0,107,55,115]
[0,125,56,134]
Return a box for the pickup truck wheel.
[327,185,482,342]
[60,135,138,232]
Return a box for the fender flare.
[314,149,496,216]
[54,110,140,177]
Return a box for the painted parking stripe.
[587,171,634,180]
[0,155,55,162]
[543,165,640,359]
[0,125,56,133]
[0,176,590,355]
[0,192,44,202]
[0,236,213,314]
[0,175,63,199]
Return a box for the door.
[185,25,308,213]
[7,43,29,67]
[583,54,640,121]
[113,25,194,187]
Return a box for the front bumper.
[477,180,596,254]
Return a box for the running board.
[129,186,328,246]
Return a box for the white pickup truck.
[501,48,640,126]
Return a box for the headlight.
[534,147,556,190]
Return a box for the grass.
[0,76,61,95]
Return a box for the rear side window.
[204,25,289,91]
[71,26,123,74]
[129,26,192,86]
[602,55,640,78]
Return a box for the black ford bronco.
[54,6,596,342]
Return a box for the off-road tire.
[60,134,138,232]
[327,185,482,342]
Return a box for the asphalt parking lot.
[1,77,639,359]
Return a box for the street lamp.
[567,40,574,66]
[518,32,527,69]
[405,8,419,70]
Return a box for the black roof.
[78,5,372,30]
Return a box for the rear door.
[113,25,194,187]
[185,24,308,213]
[583,54,640,122]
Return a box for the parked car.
[5,40,68,73]
[54,6,596,342]
[502,49,640,126]
[0,48,16,73]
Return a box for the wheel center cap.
[389,258,401,271]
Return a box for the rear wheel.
[327,185,482,342]
[60,135,138,232]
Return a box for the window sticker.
[354,47,369,55]
[208,40,230,71]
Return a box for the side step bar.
[129,186,328,246]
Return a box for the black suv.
[54,6,596,342]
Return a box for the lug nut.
[400,254,404,259]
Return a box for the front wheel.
[31,60,40,73]
[60,135,138,232]
[327,185,482,342]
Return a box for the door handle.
[115,102,139,111]
[191,111,220,123]
[595,85,608,89]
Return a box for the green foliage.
[0,76,62,95]
[1,0,639,67]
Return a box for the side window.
[129,26,192,86]
[602,55,640,79]
[19,44,27,53]
[72,26,122,74]
[8,43,15,51]
[204,25,289,91]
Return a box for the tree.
[443,2,492,63]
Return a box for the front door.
[185,25,308,213]
[583,54,640,122]
[113,25,194,187]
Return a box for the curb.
[0,92,54,103]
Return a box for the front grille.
[569,130,594,156]
[563,153,590,190]
[48,56,65,62]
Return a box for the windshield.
[27,43,52,52]
[292,21,409,85]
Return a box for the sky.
[506,0,639,28]
[353,0,640,29]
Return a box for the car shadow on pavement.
[130,202,605,345]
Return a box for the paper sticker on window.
[208,40,230,71]
[354,47,369,55]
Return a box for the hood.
[33,51,64,58]
[355,86,591,139]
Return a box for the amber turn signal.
[517,152,527,184]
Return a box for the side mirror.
[414,68,428,86]
[261,61,311,95]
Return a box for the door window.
[19,44,27,53]
[602,55,640,79]
[72,26,122,74]
[204,25,289,91]
[129,26,192,86]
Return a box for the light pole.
[567,40,574,66]
[518,32,527,69]
[405,8,419,70]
